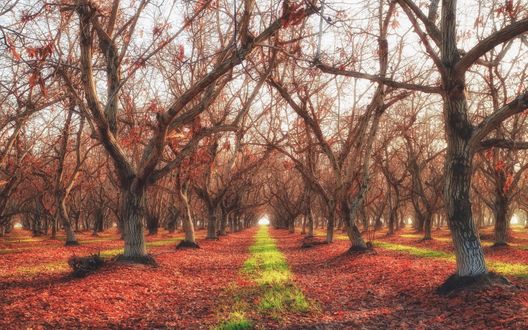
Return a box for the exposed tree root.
[418,237,433,242]
[301,236,327,248]
[68,253,104,277]
[114,254,158,266]
[347,242,375,255]
[491,242,509,248]
[437,272,512,296]
[176,240,200,249]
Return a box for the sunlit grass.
[374,241,455,261]
[146,238,182,247]
[488,261,528,278]
[217,226,311,328]
[399,233,452,243]
[259,283,310,312]
[374,241,528,277]
[216,311,252,330]
[99,248,124,258]
[243,226,310,313]
[0,247,29,254]
[17,261,69,276]
[5,237,45,243]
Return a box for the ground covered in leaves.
[0,228,253,329]
[274,228,528,329]
[1,226,528,329]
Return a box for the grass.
[243,226,310,312]
[216,311,252,330]
[374,241,528,278]
[216,226,311,329]
[5,237,46,243]
[6,237,184,277]
[17,261,69,276]
[374,241,455,260]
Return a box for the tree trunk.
[387,207,396,236]
[58,196,78,246]
[146,213,159,236]
[440,0,488,280]
[167,207,179,234]
[444,110,487,277]
[423,213,432,240]
[326,209,335,243]
[121,187,148,259]
[92,208,104,235]
[342,201,368,250]
[306,207,314,237]
[206,204,217,240]
[493,193,509,246]
[219,208,227,236]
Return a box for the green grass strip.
[243,226,310,312]
[373,241,528,278]
[8,236,183,277]
[216,226,311,329]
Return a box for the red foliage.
[281,1,305,28]
[0,229,254,328]
[272,229,528,329]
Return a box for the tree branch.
[456,18,528,74]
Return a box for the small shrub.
[68,253,105,277]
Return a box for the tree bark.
[206,203,217,239]
[342,200,368,250]
[121,187,147,258]
[441,0,487,278]
[493,193,509,246]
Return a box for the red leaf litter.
[271,229,528,329]
[0,228,255,329]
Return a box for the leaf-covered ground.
[273,228,528,329]
[0,228,253,329]
[1,226,528,329]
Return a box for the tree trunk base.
[176,240,200,249]
[437,272,512,295]
[206,236,219,240]
[347,242,374,254]
[491,242,509,248]
[301,237,327,248]
[65,240,80,246]
[115,254,157,266]
[419,237,433,242]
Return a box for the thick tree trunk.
[342,201,368,250]
[306,208,314,238]
[440,0,488,281]
[206,204,217,240]
[167,207,179,234]
[219,208,227,236]
[146,213,159,236]
[121,187,148,259]
[288,217,295,233]
[92,208,104,235]
[444,108,487,277]
[387,209,396,236]
[326,208,335,243]
[493,194,509,246]
[423,213,432,240]
[51,216,57,239]
[182,204,196,244]
[58,197,78,246]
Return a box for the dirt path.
[0,228,256,329]
[272,229,528,329]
